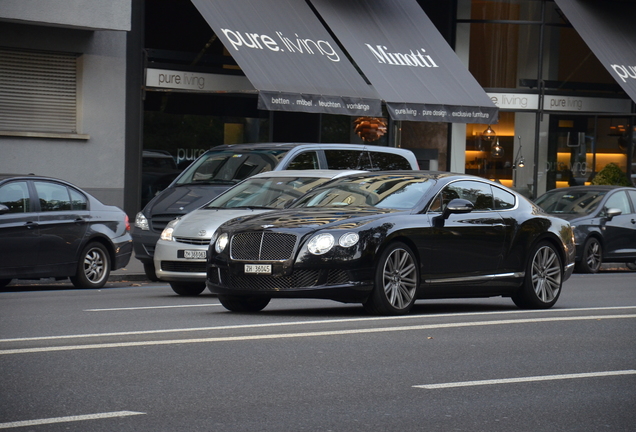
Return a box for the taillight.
[125,214,131,232]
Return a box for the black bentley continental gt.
[207,172,575,315]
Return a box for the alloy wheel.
[382,247,417,310]
[531,245,562,303]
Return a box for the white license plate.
[244,264,272,274]
[183,250,207,259]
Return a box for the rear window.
[324,149,412,170]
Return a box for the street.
[1,272,635,431]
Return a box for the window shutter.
[0,49,78,134]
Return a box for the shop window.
[0,48,79,135]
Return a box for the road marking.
[1,306,635,343]
[1,314,634,355]
[414,370,636,389]
[85,304,222,311]
[0,411,145,429]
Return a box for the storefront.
[456,0,635,198]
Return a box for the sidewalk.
[110,255,149,282]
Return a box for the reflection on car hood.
[223,207,399,231]
[174,208,272,238]
[544,212,587,223]
[144,184,232,215]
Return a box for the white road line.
[1,314,634,356]
[85,304,222,311]
[414,370,636,389]
[1,306,635,343]
[0,411,145,429]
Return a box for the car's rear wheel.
[576,237,602,273]
[169,281,206,296]
[70,242,110,289]
[218,295,270,312]
[512,241,562,309]
[364,242,418,315]
[0,279,12,289]
[143,262,160,281]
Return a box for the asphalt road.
[1,272,635,431]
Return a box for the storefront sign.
[488,93,632,113]
[145,68,255,92]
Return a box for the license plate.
[244,264,271,274]
[183,250,207,259]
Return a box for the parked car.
[154,169,364,295]
[0,174,133,289]
[207,171,575,315]
[534,185,636,273]
[133,142,419,281]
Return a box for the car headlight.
[339,232,359,248]
[160,218,180,241]
[135,212,149,230]
[215,233,229,254]
[308,233,335,255]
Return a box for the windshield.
[291,174,434,210]
[535,189,607,215]
[175,149,288,186]
[205,176,335,209]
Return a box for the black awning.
[191,0,382,116]
[554,0,636,104]
[309,0,498,124]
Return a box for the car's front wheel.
[170,282,206,296]
[512,241,562,309]
[576,237,602,273]
[70,242,110,289]
[143,262,160,282]
[218,295,270,312]
[364,242,418,315]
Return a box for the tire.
[575,237,602,274]
[625,262,636,271]
[512,241,562,309]
[0,279,12,289]
[143,262,160,282]
[218,295,270,312]
[70,242,110,289]
[363,242,418,315]
[170,281,206,296]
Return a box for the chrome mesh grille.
[230,232,297,261]
[209,269,350,291]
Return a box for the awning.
[191,0,382,117]
[554,0,636,104]
[309,0,498,124]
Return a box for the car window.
[429,180,493,212]
[605,191,631,214]
[628,191,636,212]
[69,188,88,210]
[492,186,516,210]
[35,181,72,212]
[286,151,319,170]
[535,189,606,215]
[324,150,369,170]
[0,181,30,213]
[369,151,412,170]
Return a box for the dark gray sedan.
[0,174,132,289]
[535,185,636,273]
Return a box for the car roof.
[0,173,68,183]
[206,142,416,155]
[542,185,635,194]
[249,169,366,180]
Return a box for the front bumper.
[131,227,161,264]
[153,238,208,282]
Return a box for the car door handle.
[24,221,38,229]
[74,217,86,224]
[631,219,635,224]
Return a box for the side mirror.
[604,207,622,220]
[0,204,9,215]
[442,198,475,220]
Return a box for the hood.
[144,184,233,216]
[545,212,587,223]
[173,208,272,239]
[224,207,399,231]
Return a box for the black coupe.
[207,172,575,315]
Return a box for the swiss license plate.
[244,264,272,274]
[183,250,207,259]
